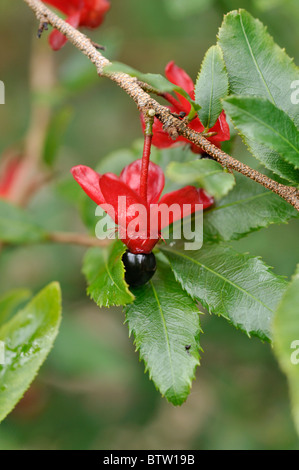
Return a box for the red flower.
[71,159,214,254]
[141,61,230,153]
[43,0,110,50]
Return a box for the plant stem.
[47,232,111,247]
[22,0,299,212]
[140,135,152,202]
[140,112,154,202]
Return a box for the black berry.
[122,251,156,287]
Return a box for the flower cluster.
[43,0,110,50]
[142,61,230,153]
[71,159,214,254]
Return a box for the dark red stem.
[140,133,152,202]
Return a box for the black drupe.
[122,251,157,287]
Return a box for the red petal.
[165,61,195,111]
[189,116,205,134]
[165,61,195,99]
[49,30,68,51]
[43,0,78,15]
[177,112,230,154]
[208,110,230,145]
[80,0,110,27]
[99,174,147,227]
[196,188,215,208]
[158,186,214,228]
[71,165,105,205]
[186,117,205,153]
[49,12,80,50]
[120,159,165,205]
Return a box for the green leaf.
[218,9,299,183]
[83,240,135,308]
[203,173,299,243]
[195,45,229,128]
[218,9,299,126]
[161,243,287,342]
[0,289,32,326]
[103,62,200,111]
[138,73,182,95]
[0,282,62,422]
[43,106,73,167]
[223,96,299,169]
[166,159,235,199]
[103,62,177,93]
[248,142,299,185]
[273,265,299,436]
[0,200,47,244]
[125,257,201,406]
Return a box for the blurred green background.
[0,0,299,450]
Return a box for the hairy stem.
[22,0,299,211]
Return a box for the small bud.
[148,109,155,117]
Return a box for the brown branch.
[47,232,111,247]
[0,232,110,251]
[22,0,299,211]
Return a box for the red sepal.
[119,159,165,205]
[71,165,105,205]
[159,186,214,228]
